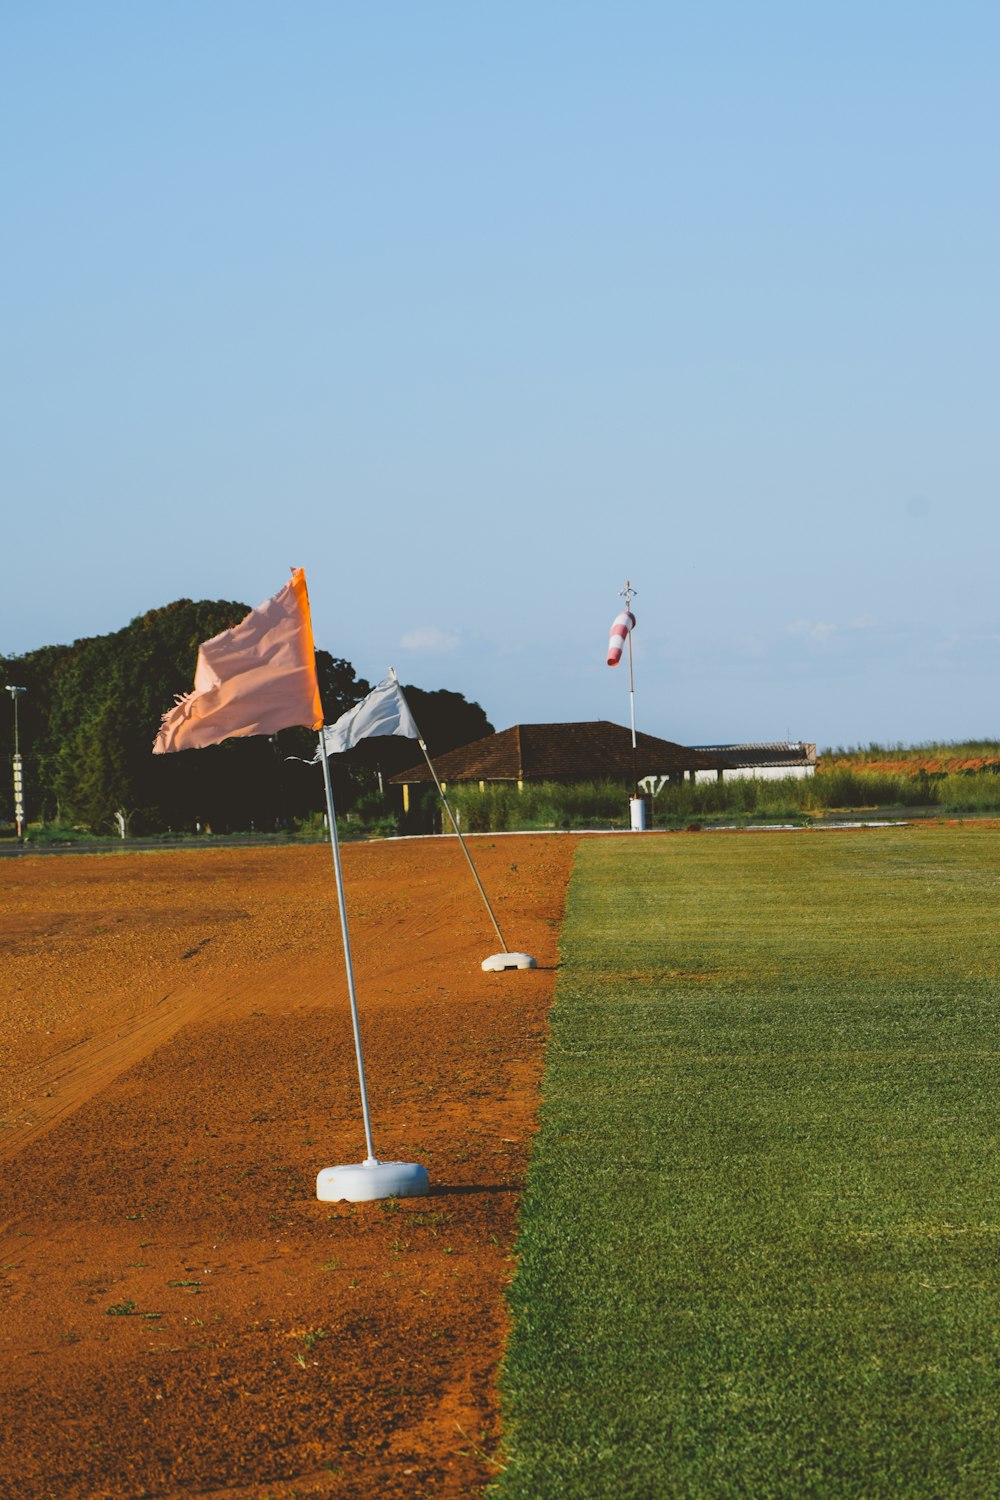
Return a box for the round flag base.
[481,952,537,972]
[316,1159,430,1203]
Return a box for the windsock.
[607,610,636,666]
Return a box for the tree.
[2,603,381,832]
[45,599,253,830]
[2,603,490,834]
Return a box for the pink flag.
[153,569,324,753]
[607,610,635,666]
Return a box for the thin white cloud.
[786,619,837,643]
[400,625,459,653]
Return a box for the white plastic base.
[481,951,538,972]
[316,1159,430,1203]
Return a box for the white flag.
[317,672,419,757]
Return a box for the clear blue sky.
[3,2,997,750]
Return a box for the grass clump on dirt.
[495,827,1000,1498]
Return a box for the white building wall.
[692,764,816,784]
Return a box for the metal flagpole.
[391,674,535,971]
[620,580,638,790]
[317,727,377,1164]
[314,724,429,1201]
[6,686,26,843]
[418,736,508,952]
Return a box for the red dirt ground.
[0,835,577,1500]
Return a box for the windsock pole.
[620,579,638,790]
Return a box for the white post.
[6,686,26,842]
[619,579,638,788]
[627,621,637,751]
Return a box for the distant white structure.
[690,742,817,784]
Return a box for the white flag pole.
[620,578,637,758]
[620,579,647,830]
[391,672,536,973]
[419,737,507,947]
[315,727,429,1202]
[316,728,377,1163]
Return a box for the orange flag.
[153,569,324,753]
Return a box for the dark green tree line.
[1,600,492,835]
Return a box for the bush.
[23,822,97,844]
[448,780,631,833]
[342,765,1000,838]
[438,766,988,833]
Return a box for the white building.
[689,742,817,783]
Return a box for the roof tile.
[390,721,735,783]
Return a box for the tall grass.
[937,769,1000,813]
[445,769,1000,831]
[447,780,635,832]
[823,739,1000,763]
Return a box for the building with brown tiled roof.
[389,721,735,809]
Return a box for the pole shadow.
[428,1183,520,1197]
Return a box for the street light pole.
[5,686,26,842]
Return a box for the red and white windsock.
[607,610,636,666]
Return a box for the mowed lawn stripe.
[494,827,1000,1499]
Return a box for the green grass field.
[494,826,1000,1498]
